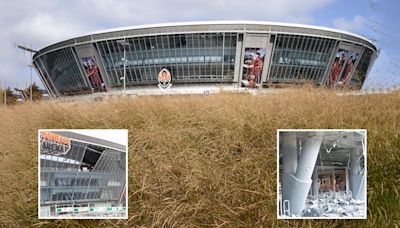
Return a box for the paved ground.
[52,83,400,103]
[55,83,289,102]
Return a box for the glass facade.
[34,61,59,97]
[40,139,126,206]
[269,34,336,83]
[96,33,237,86]
[35,48,91,96]
[350,48,374,89]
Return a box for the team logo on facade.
[40,131,71,156]
[158,68,172,89]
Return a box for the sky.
[0,0,399,90]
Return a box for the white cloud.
[13,13,89,47]
[332,15,366,32]
[0,0,334,88]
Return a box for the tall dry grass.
[0,88,399,227]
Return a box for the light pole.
[17,44,37,101]
[117,40,132,95]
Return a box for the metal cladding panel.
[50,131,126,151]
[75,35,92,43]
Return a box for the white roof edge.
[83,20,375,45]
[39,20,376,52]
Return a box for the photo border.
[276,129,367,220]
[38,129,129,220]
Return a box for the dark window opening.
[80,146,105,170]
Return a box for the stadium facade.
[32,21,378,97]
[39,131,127,218]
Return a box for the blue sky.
[1,0,399,90]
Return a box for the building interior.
[278,131,366,218]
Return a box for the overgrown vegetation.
[0,88,399,227]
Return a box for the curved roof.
[34,21,378,59]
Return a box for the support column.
[282,132,297,174]
[345,167,350,194]
[281,132,298,213]
[285,133,323,216]
[332,169,336,192]
[312,166,318,196]
[350,147,365,200]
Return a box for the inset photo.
[277,130,367,219]
[38,129,128,219]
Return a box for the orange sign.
[41,131,70,145]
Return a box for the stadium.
[39,131,127,218]
[32,21,378,98]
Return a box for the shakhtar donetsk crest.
[158,68,172,89]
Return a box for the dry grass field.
[0,88,399,227]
